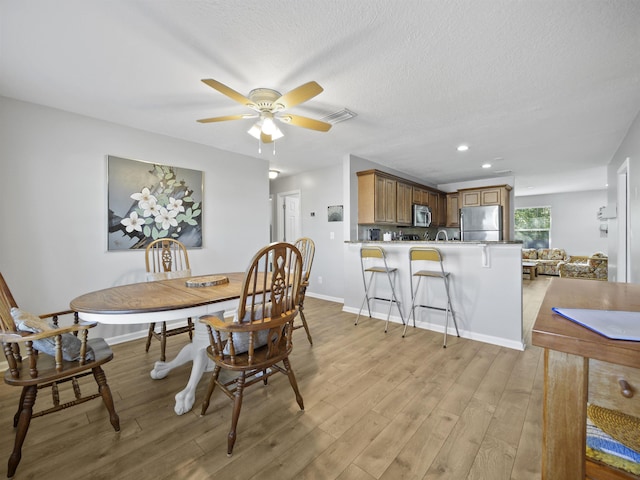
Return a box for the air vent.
[495,169,513,174]
[320,108,357,125]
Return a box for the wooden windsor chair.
[145,238,194,361]
[293,237,315,344]
[0,272,120,478]
[199,242,304,456]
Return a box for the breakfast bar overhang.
[343,241,525,350]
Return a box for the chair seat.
[365,266,398,273]
[4,337,114,386]
[413,269,449,278]
[207,335,292,372]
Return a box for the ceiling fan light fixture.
[247,122,262,140]
[270,126,284,140]
[261,115,277,135]
[199,78,329,143]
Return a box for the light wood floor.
[0,276,552,479]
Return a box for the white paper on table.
[552,307,640,341]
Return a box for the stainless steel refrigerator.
[460,205,503,241]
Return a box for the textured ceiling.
[2,0,640,196]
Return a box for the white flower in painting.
[167,197,185,213]
[155,207,178,230]
[131,187,157,210]
[120,211,144,233]
[142,198,160,218]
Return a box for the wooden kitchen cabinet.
[425,191,440,226]
[357,169,447,226]
[357,170,397,224]
[460,186,508,207]
[412,187,429,205]
[438,193,447,226]
[460,189,481,207]
[396,182,413,226]
[446,192,459,227]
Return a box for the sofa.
[558,252,608,281]
[522,248,568,276]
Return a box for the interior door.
[284,195,301,242]
[276,191,302,242]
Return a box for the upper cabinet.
[412,187,428,205]
[358,170,397,224]
[446,192,460,227]
[357,169,446,226]
[460,186,509,207]
[396,182,413,226]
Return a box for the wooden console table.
[532,278,640,480]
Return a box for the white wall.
[270,163,344,301]
[0,97,270,339]
[607,108,640,283]
[515,190,608,256]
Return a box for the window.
[515,207,550,248]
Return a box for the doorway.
[276,190,302,242]
[617,160,630,282]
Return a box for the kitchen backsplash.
[358,225,460,241]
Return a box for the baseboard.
[342,305,526,351]
[306,291,344,304]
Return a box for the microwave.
[412,204,432,227]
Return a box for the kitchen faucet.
[435,230,448,241]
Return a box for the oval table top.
[70,272,247,315]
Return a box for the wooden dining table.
[70,272,248,415]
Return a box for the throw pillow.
[222,303,272,355]
[11,307,95,361]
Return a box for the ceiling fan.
[197,79,332,144]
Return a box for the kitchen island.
[343,240,524,350]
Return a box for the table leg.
[149,310,224,415]
[541,349,588,479]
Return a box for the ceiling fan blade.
[273,81,323,111]
[196,114,256,123]
[279,114,332,132]
[260,132,274,144]
[201,79,258,110]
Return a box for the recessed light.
[457,144,469,152]
[482,163,492,169]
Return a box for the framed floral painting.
[107,155,203,250]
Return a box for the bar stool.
[355,246,405,332]
[404,247,459,347]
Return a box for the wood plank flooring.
[0,276,551,479]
